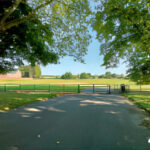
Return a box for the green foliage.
[80,72,91,79]
[33,65,41,78]
[105,72,112,78]
[0,0,58,73]
[93,0,150,83]
[92,75,98,79]
[61,72,73,79]
[127,53,150,83]
[0,0,92,73]
[99,72,125,79]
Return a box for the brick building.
[0,70,22,79]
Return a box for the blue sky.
[41,1,128,76]
[41,31,127,76]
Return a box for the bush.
[61,72,73,79]
[80,72,91,79]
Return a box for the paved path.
[0,94,150,150]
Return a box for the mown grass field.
[123,92,150,112]
[0,78,149,92]
[0,93,58,112]
[0,78,132,85]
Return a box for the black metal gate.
[79,84,110,94]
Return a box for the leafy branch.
[0,0,54,32]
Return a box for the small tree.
[61,72,73,79]
[105,72,112,78]
[33,65,41,78]
[111,73,117,78]
[80,72,91,79]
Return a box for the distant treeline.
[98,72,127,79]
[41,72,128,79]
[59,72,127,79]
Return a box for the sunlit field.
[0,78,149,92]
[0,78,132,85]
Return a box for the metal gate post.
[108,85,111,94]
[93,84,95,93]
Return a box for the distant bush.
[61,72,73,79]
[98,72,125,79]
[80,72,91,79]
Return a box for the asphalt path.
[0,93,150,150]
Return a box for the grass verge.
[123,92,150,112]
[0,92,59,112]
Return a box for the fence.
[0,84,149,94]
[0,84,79,93]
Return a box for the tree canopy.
[93,0,150,82]
[0,0,92,73]
[61,72,73,79]
[80,72,91,79]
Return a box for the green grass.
[0,93,58,112]
[123,92,150,111]
[0,79,149,92]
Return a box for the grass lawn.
[0,93,58,112]
[0,78,149,92]
[123,92,150,112]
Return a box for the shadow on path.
[0,94,150,150]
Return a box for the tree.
[61,72,73,79]
[111,73,117,78]
[93,0,150,83]
[0,0,58,73]
[0,0,92,73]
[80,72,91,79]
[92,75,98,79]
[98,72,125,79]
[98,74,105,78]
[105,72,111,78]
[127,52,150,83]
[33,65,41,78]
